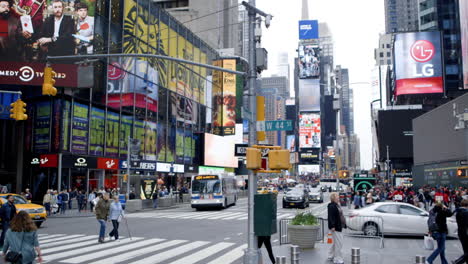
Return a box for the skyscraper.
[384,0,419,33]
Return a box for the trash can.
[254,193,277,236]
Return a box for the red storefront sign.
[0,62,79,87]
[39,154,58,168]
[97,158,119,170]
[107,93,158,112]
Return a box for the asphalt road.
[2,192,327,264]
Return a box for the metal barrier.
[279,215,384,248]
[275,256,286,264]
[415,256,426,264]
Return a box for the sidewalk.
[262,236,464,264]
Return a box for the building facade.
[384,0,419,33]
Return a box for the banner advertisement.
[0,92,20,120]
[298,20,319,40]
[90,108,105,156]
[141,179,156,200]
[61,100,71,151]
[157,123,168,162]
[394,31,443,96]
[286,135,296,152]
[184,130,195,164]
[176,129,184,163]
[71,102,89,154]
[0,0,96,85]
[212,59,236,136]
[134,119,145,157]
[299,113,321,148]
[299,148,320,164]
[34,101,51,153]
[460,0,468,89]
[167,125,176,163]
[105,112,119,157]
[298,45,320,79]
[171,93,198,124]
[299,79,320,112]
[144,121,157,161]
[119,115,133,157]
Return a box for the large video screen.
[204,133,238,168]
[298,45,320,79]
[460,0,468,89]
[394,31,443,96]
[299,79,320,112]
[299,113,321,148]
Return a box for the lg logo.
[410,40,435,63]
[19,66,35,82]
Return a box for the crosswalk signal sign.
[246,148,262,170]
[268,150,290,170]
[457,168,466,177]
[9,99,28,121]
[42,66,57,96]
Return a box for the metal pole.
[351,247,360,264]
[243,0,258,262]
[127,136,131,198]
[58,153,62,192]
[415,255,426,264]
[290,245,300,264]
[386,145,390,187]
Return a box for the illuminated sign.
[195,175,219,180]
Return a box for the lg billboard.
[394,31,444,96]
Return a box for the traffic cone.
[327,233,333,244]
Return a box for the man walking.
[58,190,69,214]
[452,199,468,264]
[328,192,345,264]
[0,195,16,246]
[43,190,52,216]
[426,202,453,264]
[95,193,110,243]
[88,190,96,212]
[68,188,77,210]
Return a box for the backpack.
[427,209,439,232]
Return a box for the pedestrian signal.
[268,150,290,170]
[246,148,262,170]
[42,66,57,96]
[457,168,467,177]
[9,99,28,121]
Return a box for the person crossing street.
[95,193,110,243]
[108,195,124,241]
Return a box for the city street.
[9,194,328,264]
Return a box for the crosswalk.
[36,233,246,264]
[126,210,296,221]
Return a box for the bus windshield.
[192,179,221,194]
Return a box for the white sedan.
[347,202,458,237]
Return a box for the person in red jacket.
[392,188,404,202]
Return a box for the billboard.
[0,0,95,86]
[298,45,320,79]
[299,79,320,112]
[460,0,468,89]
[298,20,319,40]
[286,135,296,152]
[204,133,238,168]
[299,113,321,148]
[299,148,320,164]
[212,59,237,136]
[394,31,443,96]
[71,102,89,154]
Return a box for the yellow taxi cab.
[267,187,278,194]
[257,187,269,194]
[0,194,47,227]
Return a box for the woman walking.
[426,202,453,264]
[2,211,43,264]
[108,195,124,241]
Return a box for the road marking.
[61,238,166,263]
[224,237,231,240]
[205,212,244,220]
[132,241,210,264]
[42,237,144,261]
[273,239,278,243]
[86,240,187,264]
[41,235,98,248]
[38,234,66,240]
[237,233,243,236]
[189,212,225,219]
[39,234,84,244]
[222,212,247,220]
[206,244,247,264]
[168,242,234,264]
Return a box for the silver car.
[347,202,458,237]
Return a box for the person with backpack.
[58,191,69,214]
[452,199,468,264]
[152,190,158,208]
[426,202,453,264]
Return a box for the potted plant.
[288,212,320,249]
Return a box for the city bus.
[190,174,238,209]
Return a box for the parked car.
[283,189,309,209]
[309,191,323,203]
[319,185,327,192]
[257,187,268,194]
[347,202,458,237]
[0,194,47,228]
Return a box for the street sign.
[256,120,293,131]
[235,144,249,157]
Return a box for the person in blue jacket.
[0,195,17,246]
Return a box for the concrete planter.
[288,224,320,249]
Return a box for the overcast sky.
[255,0,385,170]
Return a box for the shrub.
[290,212,318,226]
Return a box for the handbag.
[5,232,24,263]
[424,234,434,250]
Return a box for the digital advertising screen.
[204,133,238,168]
[394,31,443,96]
[298,20,319,40]
[299,79,320,112]
[299,113,321,149]
[298,45,320,79]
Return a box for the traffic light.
[123,174,128,182]
[268,150,290,170]
[457,168,466,177]
[9,99,28,121]
[246,148,262,170]
[42,66,57,96]
[338,170,349,179]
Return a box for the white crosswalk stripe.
[37,233,246,264]
[126,210,295,221]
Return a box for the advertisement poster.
[298,20,319,40]
[176,128,184,164]
[105,112,119,157]
[184,130,194,164]
[144,121,157,161]
[61,100,71,151]
[71,102,88,154]
[170,93,197,124]
[299,113,321,148]
[34,102,51,153]
[119,115,133,156]
[286,135,296,152]
[299,79,320,112]
[90,108,105,156]
[0,0,95,86]
[167,125,176,163]
[140,179,156,200]
[212,59,236,135]
[157,123,167,162]
[460,0,468,89]
[394,31,443,96]
[134,119,145,157]
[298,45,320,79]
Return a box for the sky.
[255,0,385,170]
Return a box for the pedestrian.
[2,211,43,264]
[452,199,468,264]
[88,190,96,212]
[95,193,110,243]
[51,191,58,214]
[0,195,17,246]
[366,191,374,205]
[152,190,158,208]
[68,188,77,210]
[108,195,124,241]
[426,202,453,264]
[42,190,52,216]
[24,189,32,202]
[257,236,275,264]
[58,191,69,215]
[178,187,183,203]
[77,191,85,213]
[417,189,425,209]
[328,192,345,264]
[353,191,361,209]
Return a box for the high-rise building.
[384,0,419,33]
[335,66,353,136]
[161,0,241,56]
[238,5,249,59]
[276,52,290,80]
[419,0,463,94]
[374,34,394,66]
